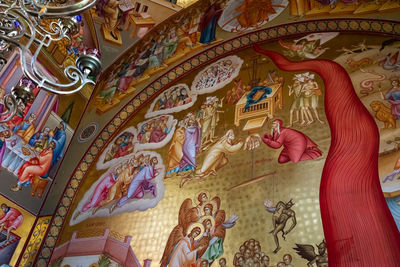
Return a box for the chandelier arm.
[0,0,101,97]
[24,0,98,17]
[19,47,94,95]
[0,94,17,123]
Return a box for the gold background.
[55,34,395,266]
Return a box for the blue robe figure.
[51,121,67,167]
[40,122,66,179]
[199,3,223,44]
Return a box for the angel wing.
[390,51,399,65]
[293,243,317,262]
[222,215,239,229]
[160,225,185,267]
[244,134,261,150]
[213,209,227,240]
[178,198,199,233]
[264,199,277,213]
[211,196,221,211]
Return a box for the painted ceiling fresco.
[0,0,399,266]
[43,31,400,266]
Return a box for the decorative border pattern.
[77,122,99,143]
[20,216,51,267]
[36,18,400,266]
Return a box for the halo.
[186,222,205,241]
[200,215,216,230]
[193,190,211,206]
[201,200,218,217]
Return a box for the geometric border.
[36,18,400,266]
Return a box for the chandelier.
[0,0,102,122]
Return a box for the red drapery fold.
[254,44,400,266]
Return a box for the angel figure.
[161,195,238,266]
[264,199,297,253]
[196,197,238,265]
[160,198,204,267]
[293,240,328,267]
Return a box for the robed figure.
[0,204,24,244]
[11,141,56,191]
[199,3,223,44]
[115,157,159,208]
[262,119,322,163]
[166,121,186,176]
[385,78,400,119]
[51,121,67,167]
[178,116,201,173]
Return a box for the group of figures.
[74,152,161,221]
[287,72,324,127]
[153,85,193,112]
[218,0,288,33]
[161,192,238,266]
[233,239,276,267]
[146,84,197,118]
[0,115,67,193]
[166,111,322,187]
[279,33,338,60]
[165,96,247,187]
[104,131,135,163]
[98,0,228,105]
[193,60,235,91]
[137,116,173,145]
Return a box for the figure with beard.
[180,129,243,187]
[177,114,201,175]
[261,119,322,163]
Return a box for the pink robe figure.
[168,237,198,267]
[262,120,322,163]
[0,207,23,230]
[118,64,136,93]
[81,173,117,212]
[114,143,134,158]
[149,127,167,143]
[17,148,53,184]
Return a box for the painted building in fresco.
[0,0,399,266]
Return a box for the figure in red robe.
[262,119,322,163]
[11,141,55,191]
[0,204,23,244]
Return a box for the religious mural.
[218,0,288,33]
[16,0,399,264]
[71,150,165,225]
[52,37,333,266]
[145,84,197,119]
[0,9,100,219]
[0,59,74,214]
[31,22,400,266]
[42,31,400,266]
[0,195,35,266]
